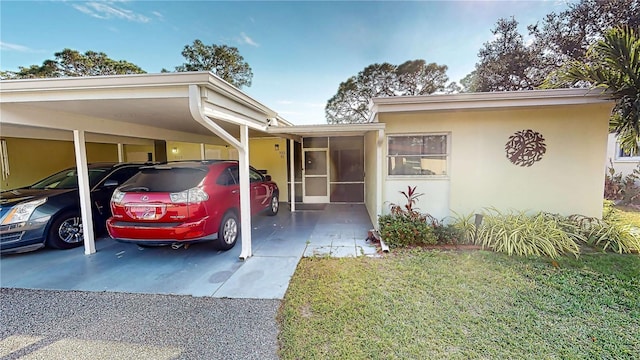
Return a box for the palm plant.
[544,26,640,154]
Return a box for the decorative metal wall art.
[505,129,546,167]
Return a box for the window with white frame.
[387,134,448,176]
[617,143,640,160]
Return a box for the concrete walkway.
[1,204,376,300]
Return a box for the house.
[0,73,614,258]
[606,133,640,177]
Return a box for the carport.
[0,72,295,260]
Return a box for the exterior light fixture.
[274,144,280,151]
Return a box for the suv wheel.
[214,212,238,250]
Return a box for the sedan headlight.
[1,198,47,225]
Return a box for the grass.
[278,250,640,359]
[614,205,640,228]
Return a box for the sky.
[0,1,575,125]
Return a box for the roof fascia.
[267,123,385,137]
[370,88,613,117]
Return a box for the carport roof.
[0,72,293,144]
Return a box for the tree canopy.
[544,27,640,155]
[0,49,145,79]
[468,17,542,92]
[173,39,253,89]
[463,0,640,92]
[325,60,450,124]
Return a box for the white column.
[117,143,124,163]
[376,129,384,218]
[289,138,296,212]
[238,125,252,260]
[200,143,206,160]
[73,130,96,255]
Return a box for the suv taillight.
[111,189,125,204]
[170,187,209,204]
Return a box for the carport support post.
[200,143,206,160]
[238,124,252,259]
[117,143,124,163]
[289,139,295,212]
[73,130,96,255]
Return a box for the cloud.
[240,32,259,47]
[278,100,294,105]
[0,41,33,52]
[71,1,151,23]
[152,11,164,21]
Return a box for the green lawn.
[278,250,640,359]
[615,205,640,227]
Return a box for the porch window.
[387,134,448,176]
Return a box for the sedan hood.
[0,188,75,206]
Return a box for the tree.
[462,0,640,92]
[528,0,639,71]
[464,17,542,92]
[325,60,450,124]
[544,27,640,155]
[1,49,145,79]
[174,39,253,88]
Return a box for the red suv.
[106,160,279,250]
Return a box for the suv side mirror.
[265,175,272,181]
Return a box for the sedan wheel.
[214,212,239,250]
[47,212,84,249]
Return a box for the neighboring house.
[606,133,640,177]
[0,73,614,257]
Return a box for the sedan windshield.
[31,168,110,189]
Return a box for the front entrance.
[294,136,365,204]
[303,148,329,203]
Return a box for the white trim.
[268,123,385,137]
[370,88,613,118]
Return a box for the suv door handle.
[231,190,239,194]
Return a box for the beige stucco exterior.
[0,138,121,190]
[378,102,613,219]
[249,137,289,201]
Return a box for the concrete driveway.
[0,204,375,299]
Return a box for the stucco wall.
[0,138,119,190]
[379,103,611,218]
[124,144,154,162]
[249,138,289,202]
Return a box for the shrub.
[604,162,640,206]
[453,209,581,259]
[378,214,437,248]
[379,186,438,248]
[431,220,466,245]
[547,203,640,254]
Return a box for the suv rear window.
[120,167,208,192]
